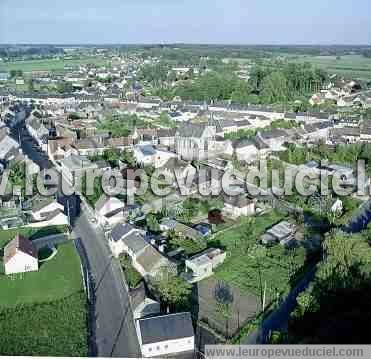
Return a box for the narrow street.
[73,212,140,357]
[14,121,140,357]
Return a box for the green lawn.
[0,240,87,356]
[0,56,109,73]
[169,237,207,256]
[0,241,82,308]
[212,212,306,300]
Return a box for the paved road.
[73,211,140,357]
[15,121,140,357]
[10,125,52,169]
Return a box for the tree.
[10,69,23,79]
[154,269,192,312]
[102,147,120,167]
[26,78,35,92]
[261,71,289,104]
[238,218,257,253]
[121,149,135,167]
[146,213,160,233]
[57,81,73,94]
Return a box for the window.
[164,345,168,349]
[148,348,152,352]
[157,346,160,351]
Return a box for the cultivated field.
[291,54,371,80]
[0,56,109,73]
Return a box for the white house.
[31,197,65,222]
[94,194,126,227]
[136,312,195,358]
[3,234,39,275]
[27,209,69,228]
[184,248,226,283]
[133,145,177,168]
[223,195,256,218]
[234,139,259,163]
[109,223,175,278]
[109,223,143,258]
[60,154,98,186]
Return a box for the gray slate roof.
[138,312,194,344]
[111,223,135,242]
[177,123,206,138]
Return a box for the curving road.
[14,120,140,357]
[73,212,140,357]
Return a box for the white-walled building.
[94,195,126,227]
[4,234,39,275]
[136,312,194,358]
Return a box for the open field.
[0,56,109,73]
[0,241,87,356]
[0,292,88,356]
[0,241,82,308]
[212,212,306,300]
[290,54,371,80]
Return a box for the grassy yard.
[0,241,82,308]
[169,237,207,256]
[0,240,87,356]
[212,212,306,300]
[0,56,108,73]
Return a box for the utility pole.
[67,199,71,227]
[262,280,267,311]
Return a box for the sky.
[1,0,370,44]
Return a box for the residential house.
[26,116,49,151]
[109,223,175,278]
[234,139,259,163]
[72,137,106,156]
[31,196,65,222]
[302,121,332,143]
[158,158,196,182]
[136,312,194,358]
[330,127,360,144]
[0,133,19,161]
[184,248,226,283]
[60,154,98,185]
[156,128,176,148]
[223,195,256,218]
[256,129,287,152]
[261,221,297,247]
[3,234,39,275]
[27,208,69,228]
[94,194,126,227]
[133,145,177,168]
